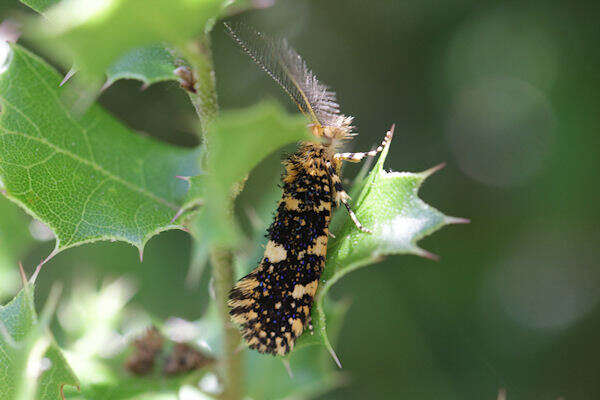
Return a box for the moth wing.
[228,258,317,356]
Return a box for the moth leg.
[342,199,372,234]
[334,124,395,163]
[326,162,372,234]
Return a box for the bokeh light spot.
[445,77,555,186]
[484,230,600,331]
[28,220,55,242]
[444,6,559,91]
[0,41,11,74]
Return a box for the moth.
[226,23,394,356]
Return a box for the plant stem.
[179,35,243,400]
[179,36,219,137]
[211,247,243,400]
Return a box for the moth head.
[309,115,355,141]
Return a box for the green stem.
[211,247,243,400]
[179,36,219,137]
[178,35,243,400]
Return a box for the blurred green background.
[2,0,600,399]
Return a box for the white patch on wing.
[291,280,318,299]
[264,241,287,262]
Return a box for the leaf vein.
[0,126,177,210]
[67,178,109,246]
[17,50,98,164]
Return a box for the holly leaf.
[0,44,200,262]
[26,0,233,78]
[19,1,182,91]
[291,298,349,353]
[299,139,469,364]
[104,44,178,89]
[0,284,79,399]
[176,175,206,221]
[20,1,263,94]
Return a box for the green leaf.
[301,140,468,362]
[292,298,350,352]
[0,44,200,259]
[185,236,211,289]
[0,198,34,297]
[19,0,59,14]
[196,101,309,246]
[27,0,230,78]
[19,1,188,91]
[0,284,79,399]
[105,44,178,89]
[177,175,206,220]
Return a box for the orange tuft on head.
[309,115,355,147]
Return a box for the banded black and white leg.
[334,124,395,163]
[326,162,372,234]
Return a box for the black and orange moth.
[226,23,394,356]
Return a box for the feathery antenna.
[224,22,345,129]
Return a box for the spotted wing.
[228,150,333,355]
[228,251,322,356]
[224,22,342,128]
